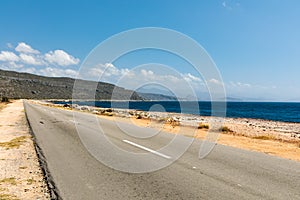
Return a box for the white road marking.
[69,119,78,124]
[122,139,171,159]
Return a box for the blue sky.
[0,0,299,101]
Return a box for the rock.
[71,104,79,109]
[80,106,90,111]
[136,114,142,119]
[105,108,113,112]
[63,104,71,108]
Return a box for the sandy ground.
[36,101,300,162]
[0,100,49,200]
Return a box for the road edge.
[23,101,62,200]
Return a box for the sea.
[52,101,300,123]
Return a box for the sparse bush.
[198,123,209,129]
[220,126,233,133]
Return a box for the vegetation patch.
[26,178,35,185]
[252,135,274,140]
[0,193,19,200]
[0,136,27,150]
[220,126,234,133]
[157,117,168,123]
[0,103,10,111]
[198,123,209,129]
[0,177,17,185]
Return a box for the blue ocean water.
[53,101,300,123]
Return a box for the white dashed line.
[69,119,78,124]
[122,139,171,159]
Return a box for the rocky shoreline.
[43,101,300,143]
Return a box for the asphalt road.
[24,101,300,200]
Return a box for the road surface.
[24,101,300,200]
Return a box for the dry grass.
[0,102,10,111]
[156,117,168,123]
[0,177,17,185]
[198,123,209,129]
[26,178,35,185]
[220,126,234,133]
[0,136,27,150]
[252,135,275,140]
[0,193,19,200]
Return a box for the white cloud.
[183,73,202,82]
[44,50,80,66]
[15,42,40,54]
[7,62,23,69]
[0,61,23,69]
[105,63,114,68]
[141,69,154,76]
[0,41,81,79]
[83,63,206,98]
[0,51,19,62]
[229,81,251,88]
[39,67,78,77]
[209,78,224,85]
[0,41,83,83]
[1,42,80,67]
[87,63,129,80]
[19,53,43,65]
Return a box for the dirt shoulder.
[0,100,49,200]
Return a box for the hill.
[0,69,142,100]
[137,92,177,101]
